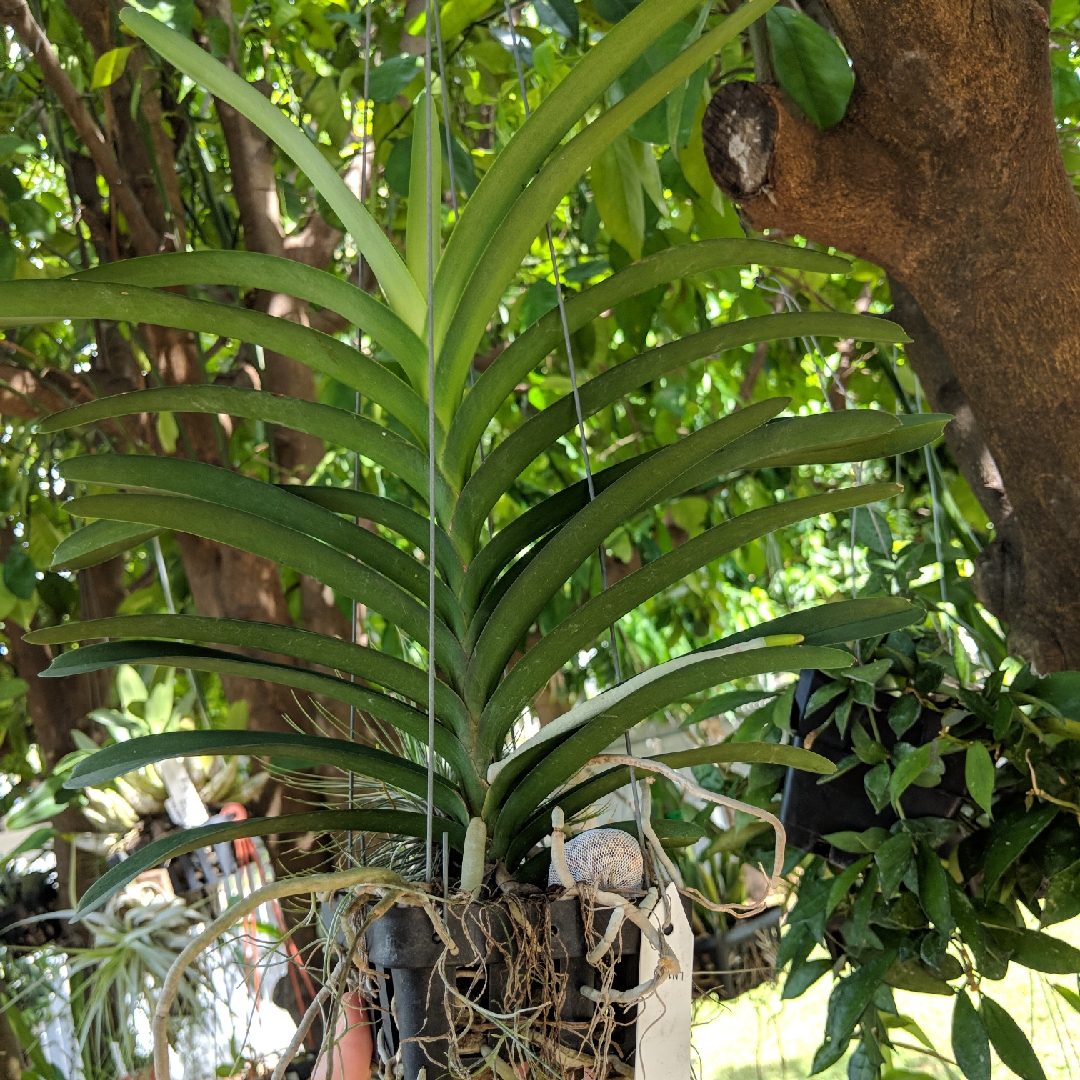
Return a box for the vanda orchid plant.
[0,0,945,920]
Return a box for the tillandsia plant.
[0,0,947,916]
[767,613,1080,1080]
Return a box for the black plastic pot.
[366,895,651,1079]
[780,669,969,862]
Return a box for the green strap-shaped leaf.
[432,0,711,350]
[66,729,466,821]
[118,10,424,334]
[406,91,442,290]
[490,601,904,787]
[60,456,464,636]
[460,456,647,617]
[490,644,852,852]
[649,408,906,507]
[453,313,906,548]
[748,412,951,468]
[435,0,780,419]
[504,740,836,867]
[63,493,466,683]
[482,482,900,747]
[461,531,558,658]
[49,519,160,571]
[75,810,465,918]
[66,252,425,385]
[25,614,469,736]
[41,640,480,804]
[41,387,449,518]
[441,239,851,487]
[0,280,431,445]
[466,399,787,713]
[289,486,465,592]
[711,596,922,650]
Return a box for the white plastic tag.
[635,881,693,1080]
[158,758,209,828]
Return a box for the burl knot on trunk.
[700,0,1080,673]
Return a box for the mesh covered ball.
[549,827,644,891]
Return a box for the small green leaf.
[825,855,872,919]
[847,1036,882,1080]
[882,958,955,995]
[952,990,991,1080]
[822,827,891,854]
[1042,859,1080,927]
[981,994,1047,1080]
[916,840,954,933]
[992,928,1080,975]
[875,832,914,897]
[889,741,934,807]
[805,679,847,716]
[841,659,891,685]
[965,742,995,817]
[888,694,921,738]
[4,547,36,601]
[91,46,134,89]
[366,54,423,102]
[765,6,853,130]
[948,878,987,968]
[864,762,891,812]
[784,956,833,1000]
[590,134,645,260]
[983,803,1058,893]
[1052,982,1080,1014]
[810,950,897,1074]
[834,694,854,738]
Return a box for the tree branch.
[0,0,160,257]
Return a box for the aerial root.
[587,753,786,917]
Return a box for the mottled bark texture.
[702,0,1080,671]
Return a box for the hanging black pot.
[365,893,650,1079]
[692,905,781,1000]
[779,669,970,863]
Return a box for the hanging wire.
[916,380,950,614]
[432,0,459,221]
[424,0,438,884]
[503,0,650,879]
[348,0,374,868]
[891,344,902,489]
[151,535,209,726]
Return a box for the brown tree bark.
[701,0,1080,671]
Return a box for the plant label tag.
[158,757,209,828]
[635,881,693,1080]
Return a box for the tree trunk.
[701,0,1080,671]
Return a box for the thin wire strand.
[432,0,459,220]
[348,0,374,868]
[424,0,438,883]
[917,381,950,614]
[152,535,208,725]
[503,0,649,875]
